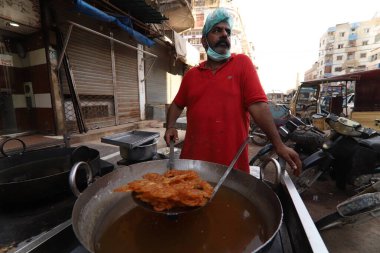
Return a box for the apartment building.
[311,15,380,79]
[182,0,253,62]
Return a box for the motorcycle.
[249,113,325,167]
[315,179,380,231]
[296,114,380,193]
[250,102,292,146]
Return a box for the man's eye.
[212,28,231,36]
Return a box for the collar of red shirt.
[198,53,236,71]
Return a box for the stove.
[0,159,114,253]
[2,162,328,253]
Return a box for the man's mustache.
[215,39,230,48]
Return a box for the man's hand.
[275,144,302,176]
[164,127,179,146]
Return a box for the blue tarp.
[349,33,358,41]
[74,0,155,47]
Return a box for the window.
[375,33,380,43]
[347,52,355,60]
[337,55,343,60]
[360,53,367,58]
[195,13,204,27]
[339,32,345,37]
[362,40,369,46]
[335,67,342,72]
[364,28,370,33]
[338,44,344,49]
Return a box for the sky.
[234,0,380,94]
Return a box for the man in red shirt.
[165,8,301,175]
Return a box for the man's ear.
[201,37,207,50]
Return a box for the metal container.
[101,131,160,149]
[0,145,101,204]
[120,138,158,161]
[70,159,283,253]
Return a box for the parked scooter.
[296,114,380,193]
[250,102,291,146]
[249,113,325,167]
[315,180,380,231]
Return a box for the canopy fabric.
[75,0,155,47]
[174,32,200,66]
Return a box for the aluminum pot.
[119,138,158,161]
[70,159,283,253]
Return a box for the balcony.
[157,0,195,32]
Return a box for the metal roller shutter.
[114,34,140,124]
[65,28,113,96]
[59,22,116,131]
[145,43,171,105]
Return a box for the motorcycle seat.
[358,135,380,152]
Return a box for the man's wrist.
[166,126,176,130]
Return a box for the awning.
[173,31,200,66]
[74,0,155,47]
[302,69,380,85]
[110,0,168,24]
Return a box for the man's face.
[202,21,231,54]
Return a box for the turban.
[202,8,234,37]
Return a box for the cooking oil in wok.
[96,186,270,253]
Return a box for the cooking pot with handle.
[70,159,283,253]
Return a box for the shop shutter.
[113,34,140,124]
[145,43,171,105]
[65,28,113,96]
[58,20,116,131]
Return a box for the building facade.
[309,15,380,80]
[0,0,196,137]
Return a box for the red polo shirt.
[173,54,267,173]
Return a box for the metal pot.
[119,138,158,161]
[0,145,101,204]
[70,159,283,253]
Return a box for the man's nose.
[221,28,229,36]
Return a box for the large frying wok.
[0,144,101,204]
[71,159,283,253]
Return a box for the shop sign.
[0,54,13,66]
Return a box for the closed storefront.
[62,25,116,131]
[145,42,184,120]
[53,2,146,132]
[113,34,140,124]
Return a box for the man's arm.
[164,102,184,145]
[248,102,302,175]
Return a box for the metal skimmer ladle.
[132,136,251,216]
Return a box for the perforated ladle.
[132,136,251,216]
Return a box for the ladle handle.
[210,136,251,200]
[168,138,175,170]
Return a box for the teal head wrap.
[202,8,234,37]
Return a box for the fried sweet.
[113,170,213,211]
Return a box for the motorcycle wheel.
[250,126,269,146]
[295,166,324,193]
